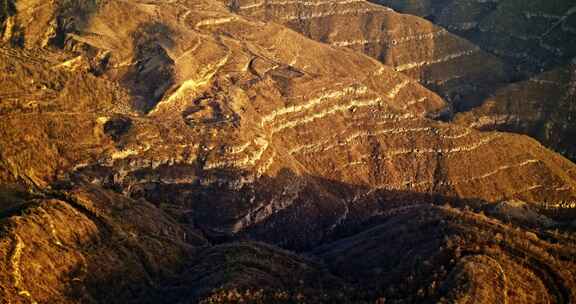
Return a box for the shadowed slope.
[455,60,576,162]
[369,0,576,77]
[1,180,574,303]
[316,204,576,303]
[0,184,202,303]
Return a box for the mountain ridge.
[0,0,575,303]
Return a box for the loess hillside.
[0,0,575,303]
[230,0,509,111]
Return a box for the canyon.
[0,0,575,303]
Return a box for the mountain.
[230,0,509,111]
[455,61,576,161]
[370,0,576,77]
[0,0,575,303]
[368,0,576,162]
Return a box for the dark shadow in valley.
[106,166,501,251]
[0,0,16,33]
[46,0,102,48]
[48,165,576,303]
[121,22,176,113]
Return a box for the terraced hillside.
[371,0,576,77]
[230,0,509,111]
[455,60,576,161]
[368,0,576,163]
[0,0,575,303]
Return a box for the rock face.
[230,0,509,111]
[0,0,576,303]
